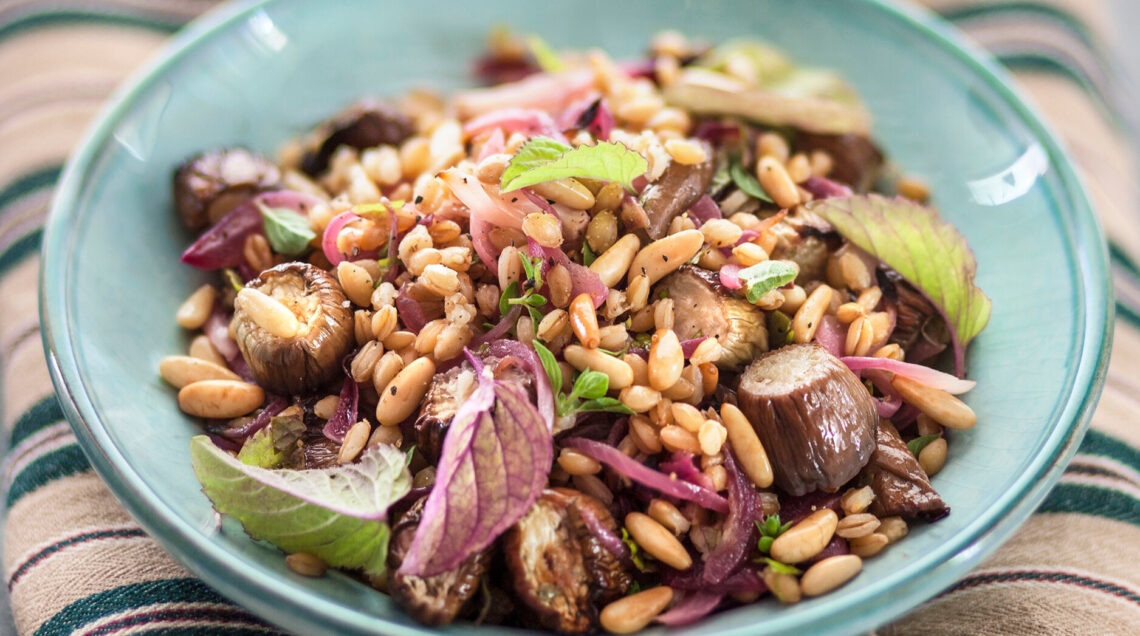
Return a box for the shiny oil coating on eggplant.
[231,263,354,395]
[737,343,879,496]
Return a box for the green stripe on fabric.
[1111,241,1140,279]
[940,2,1097,52]
[1037,483,1140,526]
[0,228,42,278]
[34,578,271,636]
[0,165,60,214]
[995,53,1115,123]
[5,445,89,508]
[1115,300,1140,329]
[0,10,180,43]
[1078,430,1140,474]
[8,396,63,449]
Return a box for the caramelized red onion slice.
[655,592,724,627]
[841,356,977,394]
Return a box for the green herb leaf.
[501,138,648,193]
[533,342,563,393]
[807,194,992,375]
[757,536,775,553]
[519,252,537,283]
[404,445,417,467]
[526,34,563,73]
[572,370,610,400]
[907,434,942,457]
[622,528,649,572]
[578,398,635,415]
[526,306,543,326]
[739,260,798,303]
[499,281,521,316]
[767,310,795,347]
[270,413,306,452]
[525,294,548,308]
[763,557,802,575]
[222,269,244,292]
[730,159,774,203]
[237,427,286,468]
[582,241,597,267]
[257,202,316,256]
[190,435,411,577]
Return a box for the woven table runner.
[2,1,1137,634]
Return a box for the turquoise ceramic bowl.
[41,0,1111,634]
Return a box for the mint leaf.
[807,194,992,375]
[907,434,941,457]
[257,202,316,256]
[730,159,773,203]
[763,557,802,575]
[533,341,563,393]
[577,397,635,415]
[501,138,648,193]
[739,260,798,303]
[572,369,609,400]
[190,435,411,577]
[526,34,563,72]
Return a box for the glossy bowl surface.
[41,1,1111,634]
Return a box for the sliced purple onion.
[470,305,522,349]
[680,337,708,359]
[655,592,724,627]
[841,356,976,394]
[664,564,767,594]
[719,264,743,290]
[181,190,325,271]
[659,451,716,491]
[322,360,359,442]
[395,283,427,334]
[702,449,760,583]
[219,395,288,440]
[801,175,853,200]
[526,238,607,308]
[578,501,627,559]
[687,195,722,227]
[813,315,845,358]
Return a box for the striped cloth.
[2,1,1138,634]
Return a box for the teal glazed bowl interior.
[41,0,1111,634]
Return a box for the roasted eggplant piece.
[174,148,281,230]
[231,262,354,395]
[880,269,950,363]
[389,497,491,626]
[768,207,838,284]
[863,421,949,519]
[737,344,878,496]
[796,132,883,192]
[658,265,768,371]
[639,146,715,240]
[301,100,414,176]
[504,489,630,634]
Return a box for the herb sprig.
[499,253,547,324]
[533,342,634,417]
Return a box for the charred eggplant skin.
[232,262,354,395]
[389,498,491,626]
[659,265,768,371]
[504,489,630,634]
[737,343,878,495]
[864,421,949,519]
[639,147,715,240]
[173,148,281,230]
[301,101,414,176]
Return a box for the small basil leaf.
[572,370,609,400]
[907,434,942,457]
[257,202,316,256]
[532,341,563,393]
[499,281,521,316]
[730,160,774,203]
[577,398,635,415]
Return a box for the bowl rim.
[39,0,1113,634]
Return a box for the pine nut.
[564,345,634,389]
[801,555,862,597]
[856,286,882,312]
[836,302,866,324]
[593,325,624,351]
[178,380,265,419]
[770,509,838,564]
[627,229,703,286]
[648,329,683,391]
[497,245,523,290]
[475,152,512,184]
[845,315,874,356]
[897,176,930,202]
[376,357,435,426]
[659,425,701,454]
[792,284,832,343]
[764,570,802,604]
[616,95,665,126]
[647,499,690,536]
[835,513,881,539]
[569,293,601,348]
[335,261,375,307]
[757,156,800,209]
[243,233,274,272]
[625,513,691,569]
[698,362,718,397]
[592,182,625,214]
[537,309,571,343]
[878,516,909,543]
[236,287,302,338]
[919,437,948,477]
[314,395,340,420]
[188,335,227,367]
[719,403,774,488]
[624,354,650,386]
[159,356,239,388]
[705,464,728,491]
[176,285,217,329]
[786,153,812,184]
[599,586,674,634]
[530,178,596,210]
[573,473,614,505]
[757,132,790,163]
[891,375,977,429]
[626,274,650,312]
[838,252,873,292]
[662,376,696,403]
[522,212,564,248]
[671,402,704,433]
[546,264,572,308]
[371,305,398,341]
[916,414,944,437]
[687,338,721,366]
[699,218,743,248]
[286,552,328,577]
[630,415,663,454]
[368,425,403,448]
[557,448,601,476]
[653,299,675,330]
[698,419,727,456]
[810,150,833,177]
[732,242,769,266]
[619,385,662,413]
[780,285,807,314]
[663,138,708,165]
[338,420,371,464]
[349,340,384,383]
[849,532,889,558]
[383,330,416,351]
[590,233,640,287]
[841,486,876,516]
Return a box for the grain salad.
[160,29,991,633]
